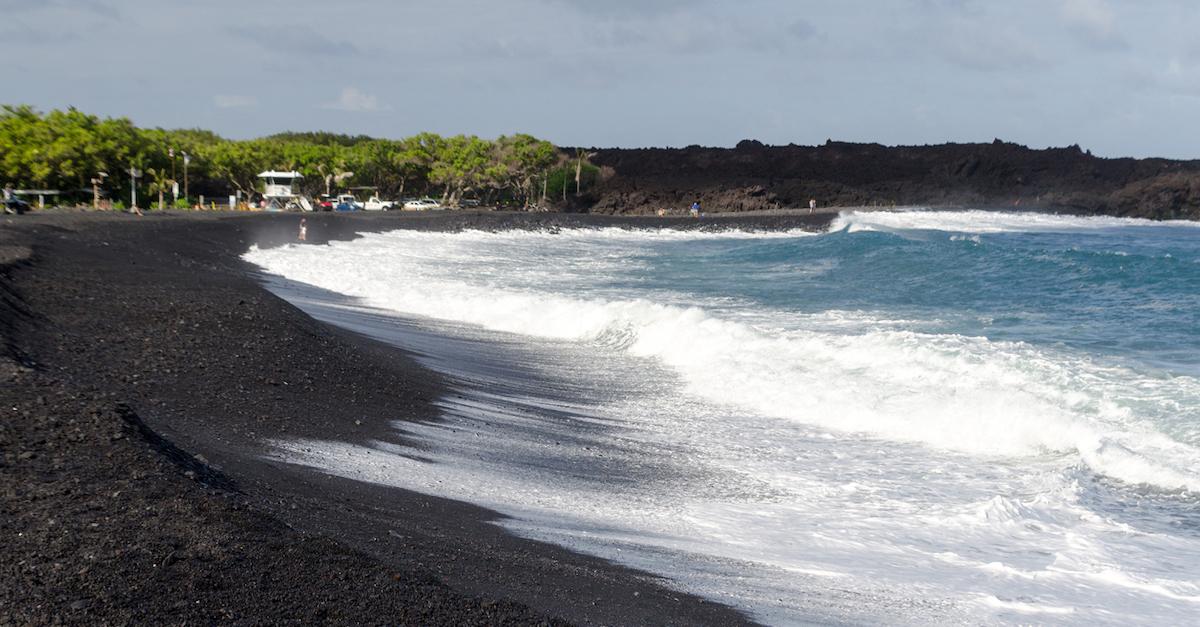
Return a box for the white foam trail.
[244,229,1200,493]
[832,209,1200,234]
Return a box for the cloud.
[1124,57,1200,99]
[557,11,818,56]
[0,0,117,42]
[542,0,701,17]
[321,87,389,112]
[934,16,1049,71]
[787,19,817,41]
[0,0,118,18]
[1060,0,1127,50]
[230,25,360,58]
[213,94,258,109]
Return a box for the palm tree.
[575,148,586,198]
[146,167,174,210]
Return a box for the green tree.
[145,167,173,210]
[429,135,492,206]
[492,134,557,208]
[0,105,147,203]
[0,105,565,210]
[204,140,263,197]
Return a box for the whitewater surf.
[245,210,1200,625]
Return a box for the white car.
[363,196,394,211]
[403,198,443,211]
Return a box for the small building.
[258,171,311,211]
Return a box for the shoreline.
[2,210,837,625]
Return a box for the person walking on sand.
[690,201,701,218]
[809,198,817,214]
[298,217,307,242]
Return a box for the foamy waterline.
[245,227,1200,493]
[245,220,1200,624]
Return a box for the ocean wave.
[245,230,1200,492]
[832,209,1200,234]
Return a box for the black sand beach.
[1,210,834,625]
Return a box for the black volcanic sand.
[0,210,834,625]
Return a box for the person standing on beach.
[809,198,817,214]
[298,218,307,242]
[691,201,701,218]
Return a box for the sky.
[2,0,1199,158]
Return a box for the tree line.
[0,105,599,209]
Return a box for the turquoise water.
[627,214,1200,375]
[247,210,1200,624]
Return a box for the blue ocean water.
[626,213,1200,375]
[247,210,1200,625]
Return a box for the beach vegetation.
[0,105,585,209]
[145,167,173,210]
[544,162,600,200]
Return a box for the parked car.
[316,194,335,211]
[335,193,362,212]
[403,198,443,211]
[363,195,394,211]
[460,198,481,208]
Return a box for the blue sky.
[2,0,1199,158]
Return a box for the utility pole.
[182,151,190,205]
[128,167,142,213]
[170,147,178,205]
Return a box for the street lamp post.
[170,147,178,205]
[129,167,142,213]
[182,151,190,205]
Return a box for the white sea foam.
[245,229,1200,492]
[832,209,1200,234]
[245,226,1200,625]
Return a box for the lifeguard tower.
[258,170,312,211]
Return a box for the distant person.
[3,184,27,215]
[809,198,817,214]
[298,217,308,242]
[690,201,701,218]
